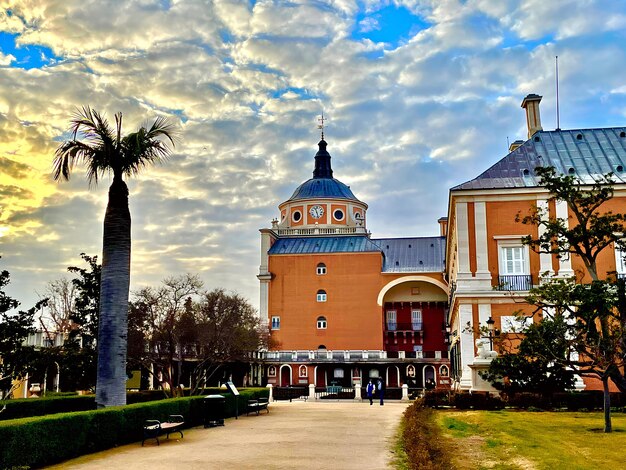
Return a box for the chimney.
[438,217,448,237]
[509,140,524,152]
[521,94,543,139]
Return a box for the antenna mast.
[555,55,560,130]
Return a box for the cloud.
[1,0,626,312]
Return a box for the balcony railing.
[496,274,532,291]
[275,226,368,236]
[260,349,447,362]
[385,322,423,331]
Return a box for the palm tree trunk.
[95,177,130,407]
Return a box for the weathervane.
[317,113,326,140]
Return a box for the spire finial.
[317,113,326,140]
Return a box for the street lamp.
[486,316,496,350]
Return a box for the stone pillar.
[401,384,409,401]
[556,200,574,277]
[309,383,316,401]
[266,383,273,402]
[459,304,474,390]
[354,383,362,401]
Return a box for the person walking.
[366,379,375,405]
[377,379,385,406]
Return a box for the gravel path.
[47,400,409,470]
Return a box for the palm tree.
[54,107,175,407]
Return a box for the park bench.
[142,414,185,446]
[246,397,270,416]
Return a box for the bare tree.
[128,274,203,396]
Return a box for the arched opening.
[387,365,400,387]
[423,365,436,390]
[279,364,292,387]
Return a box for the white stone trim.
[474,202,489,274]
[554,200,574,276]
[536,197,554,276]
[459,304,474,390]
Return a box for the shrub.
[450,392,504,410]
[423,390,451,408]
[401,399,451,470]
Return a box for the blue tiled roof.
[268,236,382,254]
[287,178,361,202]
[373,237,446,273]
[452,127,626,190]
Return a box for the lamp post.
[486,316,496,350]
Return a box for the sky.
[2,0,626,313]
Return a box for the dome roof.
[288,177,359,201]
[285,139,362,203]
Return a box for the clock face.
[309,205,324,219]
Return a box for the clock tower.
[274,139,368,233]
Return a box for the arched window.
[316,263,327,275]
[316,290,327,302]
[318,345,326,350]
[317,316,327,329]
[299,365,308,377]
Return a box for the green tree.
[0,258,41,399]
[487,166,626,432]
[53,108,175,407]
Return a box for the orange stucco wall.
[486,200,540,284]
[267,252,447,350]
[268,252,385,350]
[568,196,626,281]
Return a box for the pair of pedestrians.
[366,379,384,405]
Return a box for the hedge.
[0,395,96,421]
[0,387,252,421]
[0,388,269,468]
[423,390,625,411]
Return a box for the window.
[292,210,302,222]
[317,290,327,302]
[500,315,532,333]
[316,263,327,275]
[333,368,344,378]
[411,309,422,330]
[386,310,397,330]
[268,365,276,377]
[271,316,280,330]
[299,365,308,378]
[333,209,344,221]
[317,316,327,329]
[496,238,531,290]
[500,246,527,274]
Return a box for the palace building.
[257,137,451,392]
[257,94,626,393]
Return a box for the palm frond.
[54,108,175,185]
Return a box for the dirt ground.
[46,400,409,470]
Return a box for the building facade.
[257,139,451,391]
[446,94,626,391]
[258,94,626,394]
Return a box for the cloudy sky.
[1,0,626,312]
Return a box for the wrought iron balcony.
[496,275,532,291]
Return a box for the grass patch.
[436,410,626,470]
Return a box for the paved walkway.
[47,400,408,470]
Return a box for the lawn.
[436,410,626,470]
